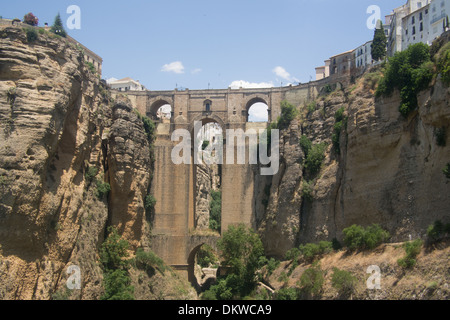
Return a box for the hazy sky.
[2,0,406,91]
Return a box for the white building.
[315,60,330,80]
[386,0,449,56]
[107,77,146,91]
[354,40,373,68]
[429,0,450,41]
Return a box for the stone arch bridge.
[112,80,330,283]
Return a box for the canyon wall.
[0,27,194,300]
[259,72,450,258]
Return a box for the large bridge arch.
[245,95,270,123]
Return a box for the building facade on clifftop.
[386,0,449,56]
[107,77,146,92]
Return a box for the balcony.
[431,12,447,25]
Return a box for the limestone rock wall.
[0,27,168,300]
[258,74,450,258]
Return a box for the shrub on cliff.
[397,239,423,269]
[145,194,157,211]
[298,262,324,299]
[25,28,38,43]
[332,107,347,155]
[135,248,166,274]
[277,100,298,130]
[331,267,357,298]
[300,135,312,158]
[96,179,111,200]
[426,220,450,243]
[100,227,134,300]
[436,42,450,86]
[343,224,390,251]
[304,142,327,176]
[376,43,433,117]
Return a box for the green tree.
[376,43,433,117]
[304,143,327,176]
[99,227,134,300]
[371,20,387,62]
[343,224,390,251]
[299,135,312,158]
[277,101,298,130]
[50,13,67,37]
[397,239,423,269]
[331,268,357,298]
[217,224,265,296]
[299,262,324,299]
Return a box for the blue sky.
[2,0,405,91]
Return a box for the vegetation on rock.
[100,227,134,300]
[376,43,434,117]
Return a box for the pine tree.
[50,13,67,37]
[371,20,387,62]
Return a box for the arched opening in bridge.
[187,243,220,292]
[194,120,223,234]
[246,98,269,123]
[148,100,172,122]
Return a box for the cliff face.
[0,27,195,300]
[0,27,110,299]
[258,71,450,258]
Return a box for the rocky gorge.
[0,25,449,300]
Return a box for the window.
[425,9,428,14]
[406,29,408,35]
[204,100,212,112]
[420,12,423,21]
[412,16,415,24]
[413,26,416,35]
[418,2,422,9]
[420,22,423,32]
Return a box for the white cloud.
[248,102,269,122]
[273,66,299,83]
[191,68,202,74]
[161,61,185,74]
[229,80,274,89]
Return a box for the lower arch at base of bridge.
[151,233,220,291]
